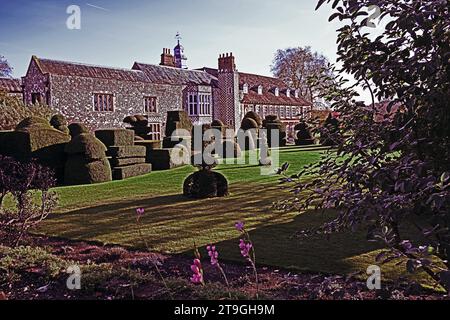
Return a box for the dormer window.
[243,83,249,94]
[294,89,299,98]
[286,89,291,98]
[257,85,263,95]
[274,87,279,97]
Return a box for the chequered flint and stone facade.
[15,40,313,139]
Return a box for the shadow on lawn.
[37,181,404,278]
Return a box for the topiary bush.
[68,123,90,138]
[50,114,69,134]
[243,111,262,127]
[320,113,341,146]
[64,133,112,185]
[95,129,135,147]
[183,169,229,199]
[0,117,70,183]
[240,118,258,131]
[263,115,287,147]
[295,121,315,146]
[0,91,53,131]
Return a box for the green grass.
[35,146,439,287]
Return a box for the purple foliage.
[278,0,450,290]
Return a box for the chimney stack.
[218,52,236,73]
[160,48,175,67]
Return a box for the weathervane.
[175,32,182,45]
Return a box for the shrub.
[0,92,53,131]
[0,156,58,247]
[50,114,69,134]
[295,121,314,146]
[65,133,107,160]
[243,111,262,127]
[263,116,287,147]
[211,119,224,127]
[183,169,229,199]
[95,129,135,147]
[64,133,112,185]
[68,123,90,138]
[1,117,70,183]
[320,113,341,146]
[240,118,258,131]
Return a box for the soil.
[0,233,448,300]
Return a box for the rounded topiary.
[211,119,224,127]
[50,114,69,134]
[65,133,107,160]
[183,169,229,199]
[68,123,90,138]
[243,111,262,127]
[295,121,314,143]
[15,116,49,131]
[123,115,138,125]
[241,117,259,130]
[265,115,278,122]
[134,115,148,127]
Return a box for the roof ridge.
[134,62,212,75]
[37,57,143,73]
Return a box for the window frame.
[93,93,114,112]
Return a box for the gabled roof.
[132,62,217,86]
[200,67,312,106]
[0,77,22,93]
[31,56,148,82]
[239,72,311,106]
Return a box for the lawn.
[36,146,436,286]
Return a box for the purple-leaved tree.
[0,55,13,78]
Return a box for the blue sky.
[1,0,372,99]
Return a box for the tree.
[0,55,13,78]
[271,46,332,102]
[279,0,450,290]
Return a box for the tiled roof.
[199,67,312,106]
[132,63,217,86]
[33,56,148,82]
[0,77,22,93]
[239,72,312,106]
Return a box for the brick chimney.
[160,48,175,67]
[218,53,236,73]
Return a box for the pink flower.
[136,207,145,217]
[239,239,252,259]
[207,245,219,266]
[190,259,204,285]
[235,221,245,232]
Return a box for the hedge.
[64,156,112,185]
[106,145,146,158]
[95,129,135,147]
[112,163,151,180]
